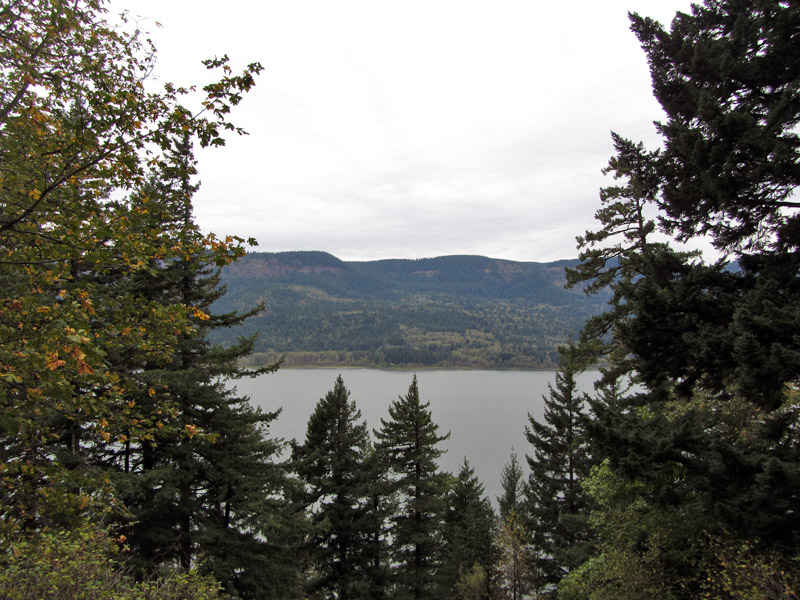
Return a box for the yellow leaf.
[45,352,66,370]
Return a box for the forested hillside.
[212,252,607,368]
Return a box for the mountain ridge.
[211,251,607,369]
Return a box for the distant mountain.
[211,251,608,369]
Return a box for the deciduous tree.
[0,2,299,597]
[0,0,262,533]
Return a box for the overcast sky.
[116,0,694,262]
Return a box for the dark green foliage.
[561,1,800,596]
[495,452,533,600]
[190,394,300,599]
[566,132,678,377]
[728,253,800,407]
[439,458,498,599]
[104,135,298,598]
[567,133,659,297]
[360,446,394,599]
[291,376,385,599]
[496,452,525,522]
[629,1,800,252]
[375,376,451,600]
[611,250,738,398]
[524,347,593,594]
[572,142,797,405]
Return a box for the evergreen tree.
[627,0,800,409]
[565,132,686,392]
[496,452,525,522]
[561,1,800,595]
[439,458,498,599]
[524,347,592,595]
[495,452,533,600]
[292,375,383,599]
[105,134,299,598]
[361,445,394,599]
[375,375,450,600]
[629,1,800,254]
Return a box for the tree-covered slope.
[211,252,607,368]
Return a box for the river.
[233,368,599,504]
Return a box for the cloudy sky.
[116,0,694,262]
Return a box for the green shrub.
[0,526,222,600]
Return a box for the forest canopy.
[212,252,606,369]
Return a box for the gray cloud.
[122,0,695,262]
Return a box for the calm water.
[232,368,598,503]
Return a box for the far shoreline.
[244,362,593,373]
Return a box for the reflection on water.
[232,368,598,504]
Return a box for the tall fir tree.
[560,1,800,595]
[291,375,385,599]
[361,444,394,599]
[439,458,498,599]
[625,0,800,408]
[375,375,450,600]
[524,346,593,596]
[495,452,533,600]
[103,132,299,598]
[629,1,800,253]
[496,452,525,522]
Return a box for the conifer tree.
[524,347,592,595]
[104,134,298,598]
[560,1,800,595]
[292,375,384,599]
[565,132,686,392]
[496,452,525,522]
[375,375,450,600]
[629,1,800,254]
[361,445,394,599]
[439,458,498,599]
[625,0,800,408]
[495,452,533,600]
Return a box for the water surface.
[233,368,598,503]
